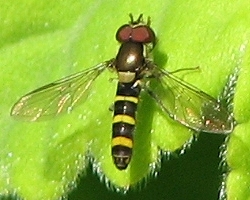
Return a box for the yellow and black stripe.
[112,81,140,170]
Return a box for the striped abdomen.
[112,81,141,170]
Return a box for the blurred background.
[69,133,227,200]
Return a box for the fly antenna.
[129,13,143,24]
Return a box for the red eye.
[116,25,132,43]
[116,25,155,44]
[130,26,155,43]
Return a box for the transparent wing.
[11,62,109,121]
[147,67,234,134]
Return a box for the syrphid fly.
[11,14,234,170]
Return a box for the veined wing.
[147,67,234,134]
[11,62,109,121]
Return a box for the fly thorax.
[115,42,144,69]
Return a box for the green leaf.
[0,0,249,199]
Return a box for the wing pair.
[11,62,234,133]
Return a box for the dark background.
[69,133,227,200]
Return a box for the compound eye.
[131,26,155,43]
[116,25,132,43]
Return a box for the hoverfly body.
[11,14,234,170]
